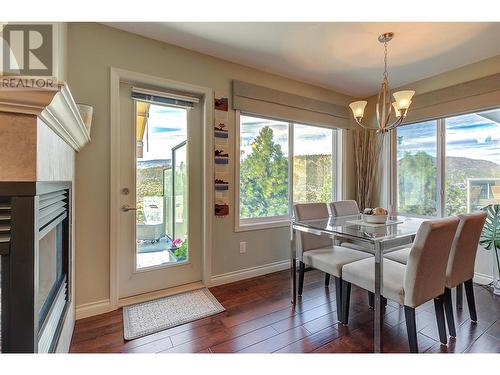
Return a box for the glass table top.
[293,214,426,243]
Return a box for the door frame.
[110,67,214,308]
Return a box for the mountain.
[445,156,500,170]
[137,159,171,169]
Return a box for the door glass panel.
[135,102,188,269]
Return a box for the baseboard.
[75,299,114,320]
[474,272,494,285]
[209,259,289,287]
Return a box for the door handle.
[121,205,138,212]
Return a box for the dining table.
[290,213,425,353]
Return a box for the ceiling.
[105,22,500,97]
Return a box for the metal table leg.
[374,241,383,353]
[290,226,297,305]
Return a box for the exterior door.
[117,82,203,299]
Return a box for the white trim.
[0,84,91,151]
[473,272,494,285]
[209,259,290,287]
[109,67,213,310]
[75,299,113,320]
[436,118,446,218]
[40,85,91,151]
[336,128,344,200]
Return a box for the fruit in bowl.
[362,207,388,224]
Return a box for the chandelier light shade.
[349,100,368,120]
[349,32,415,133]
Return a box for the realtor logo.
[0,23,56,89]
[2,23,53,76]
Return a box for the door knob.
[121,204,138,212]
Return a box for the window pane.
[239,115,289,219]
[445,109,500,215]
[293,124,333,203]
[396,120,438,216]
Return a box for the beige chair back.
[329,200,360,217]
[446,212,487,288]
[403,217,460,308]
[293,203,332,259]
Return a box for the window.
[238,113,338,227]
[445,111,500,215]
[239,115,290,220]
[396,120,438,216]
[293,124,334,203]
[393,108,500,217]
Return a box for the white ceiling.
[105,22,500,97]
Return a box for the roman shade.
[401,73,500,125]
[232,80,350,129]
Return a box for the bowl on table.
[362,214,388,224]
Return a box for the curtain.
[353,128,383,211]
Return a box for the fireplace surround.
[0,181,71,353]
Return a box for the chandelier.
[349,32,415,133]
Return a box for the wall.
[67,23,356,308]
[366,55,500,283]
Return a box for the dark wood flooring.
[70,269,500,353]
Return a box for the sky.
[397,110,500,165]
[240,115,333,158]
[139,104,187,161]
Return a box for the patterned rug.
[122,288,225,340]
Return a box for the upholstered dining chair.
[328,200,366,253]
[341,217,460,353]
[293,203,371,322]
[329,200,361,217]
[329,199,387,309]
[385,212,487,337]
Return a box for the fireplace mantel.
[0,83,91,151]
[0,82,88,352]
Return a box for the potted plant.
[171,238,188,262]
[480,204,500,295]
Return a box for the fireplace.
[0,181,71,353]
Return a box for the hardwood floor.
[70,269,500,353]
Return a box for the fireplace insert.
[0,181,71,353]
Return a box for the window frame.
[390,108,499,218]
[235,110,342,232]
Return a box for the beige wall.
[67,23,356,307]
[366,55,500,282]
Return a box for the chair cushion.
[384,247,411,265]
[303,246,371,278]
[342,258,407,305]
[339,242,370,252]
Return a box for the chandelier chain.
[383,41,388,80]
